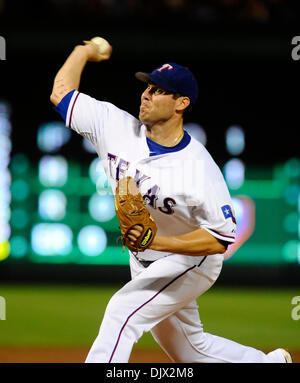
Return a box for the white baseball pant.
[85,253,285,363]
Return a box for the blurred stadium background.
[0,0,299,363]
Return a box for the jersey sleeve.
[65,90,102,146]
[54,90,138,157]
[191,159,236,244]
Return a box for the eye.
[146,85,167,95]
[146,85,156,94]
[149,87,164,95]
[154,88,164,95]
[149,87,158,95]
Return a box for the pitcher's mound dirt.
[0,347,298,363]
[0,347,172,363]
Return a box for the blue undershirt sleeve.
[53,90,76,122]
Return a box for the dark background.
[0,0,299,285]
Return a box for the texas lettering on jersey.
[107,152,176,215]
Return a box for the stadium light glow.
[282,240,298,263]
[89,158,109,187]
[10,236,28,258]
[77,225,107,256]
[39,155,68,187]
[223,158,245,189]
[285,184,299,206]
[0,101,12,261]
[225,125,245,155]
[31,223,73,256]
[37,122,71,153]
[10,179,29,201]
[10,209,29,229]
[88,193,115,222]
[10,153,29,175]
[38,189,67,221]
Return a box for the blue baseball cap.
[135,63,198,105]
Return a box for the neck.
[145,119,184,147]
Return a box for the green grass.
[0,284,299,350]
[195,287,300,350]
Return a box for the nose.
[141,87,151,101]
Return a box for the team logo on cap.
[157,64,173,72]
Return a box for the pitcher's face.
[139,84,178,127]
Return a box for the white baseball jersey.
[57,90,236,262]
[54,89,285,364]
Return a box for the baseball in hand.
[90,36,111,55]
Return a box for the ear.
[175,96,190,113]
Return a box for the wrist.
[73,45,89,60]
[149,235,167,252]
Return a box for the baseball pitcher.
[50,37,292,363]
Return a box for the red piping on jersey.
[108,256,207,363]
[69,92,80,127]
[208,228,235,241]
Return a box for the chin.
[139,113,148,124]
[139,111,156,127]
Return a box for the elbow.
[215,241,227,255]
[50,92,60,106]
[208,241,227,256]
[219,244,227,254]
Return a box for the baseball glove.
[115,176,157,253]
